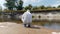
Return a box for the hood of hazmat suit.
[21,10,32,24]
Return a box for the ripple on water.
[44,23,60,30]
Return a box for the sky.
[0,0,60,9]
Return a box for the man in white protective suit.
[21,10,32,27]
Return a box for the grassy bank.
[0,19,60,26]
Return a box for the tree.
[28,4,32,10]
[24,6,29,10]
[0,5,2,11]
[52,7,56,8]
[5,0,16,10]
[39,5,45,9]
[46,6,52,9]
[17,0,23,10]
[33,6,38,10]
[57,5,60,8]
[24,4,32,10]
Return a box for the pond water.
[0,12,60,30]
[43,22,60,30]
[32,12,60,30]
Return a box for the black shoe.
[24,24,26,27]
[28,24,31,27]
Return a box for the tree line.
[4,0,23,10]
[0,0,60,11]
[24,5,60,10]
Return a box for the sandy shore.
[0,22,60,34]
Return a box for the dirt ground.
[0,22,60,34]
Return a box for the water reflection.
[32,12,60,21]
[0,12,60,30]
[43,22,60,30]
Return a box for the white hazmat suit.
[21,10,32,27]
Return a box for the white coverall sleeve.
[21,14,24,22]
